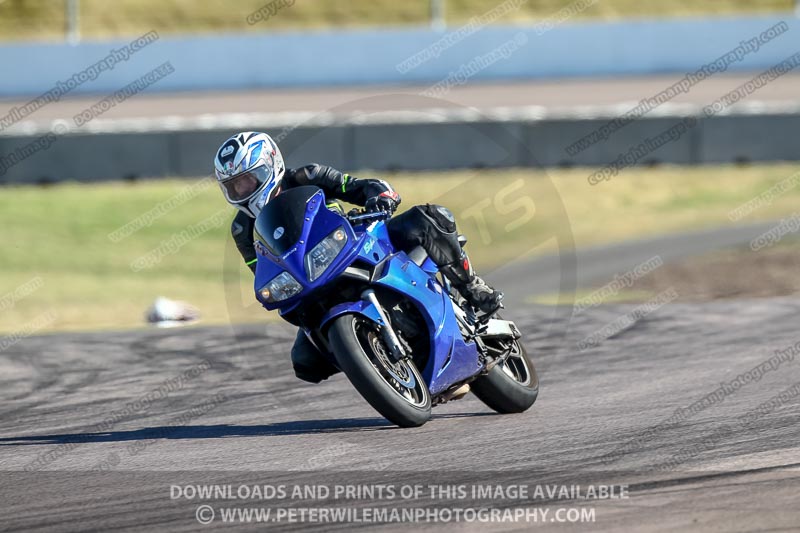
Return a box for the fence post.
[431,0,445,30]
[65,0,80,44]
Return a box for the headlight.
[258,271,303,303]
[304,227,347,282]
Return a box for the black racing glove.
[364,190,401,214]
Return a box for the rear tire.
[328,314,431,428]
[471,338,538,414]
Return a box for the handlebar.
[346,209,392,224]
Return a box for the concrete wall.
[0,14,797,97]
[2,109,799,185]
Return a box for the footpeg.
[484,358,499,372]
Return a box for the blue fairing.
[254,190,364,309]
[254,187,483,397]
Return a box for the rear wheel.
[471,337,538,414]
[328,314,431,428]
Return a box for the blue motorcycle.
[253,186,538,427]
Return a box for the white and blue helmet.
[214,131,285,218]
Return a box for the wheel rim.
[353,319,428,408]
[496,340,532,386]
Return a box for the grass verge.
[0,0,792,41]
[2,163,800,333]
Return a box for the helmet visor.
[221,165,273,203]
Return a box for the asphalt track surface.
[3,74,800,124]
[1,222,799,531]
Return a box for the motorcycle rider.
[215,131,502,383]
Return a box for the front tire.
[328,314,431,428]
[471,338,539,414]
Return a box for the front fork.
[361,289,407,363]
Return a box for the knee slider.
[419,204,457,234]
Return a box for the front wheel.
[471,338,539,414]
[327,314,431,428]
